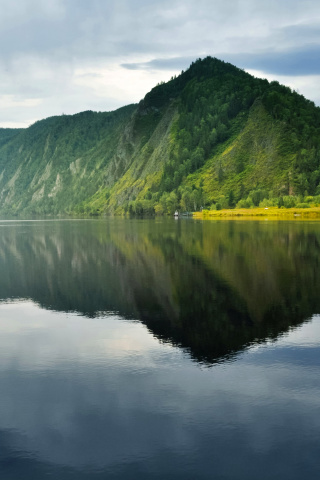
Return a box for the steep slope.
[189,100,296,201]
[0,106,137,214]
[0,56,319,216]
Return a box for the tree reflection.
[0,219,320,363]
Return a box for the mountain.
[0,56,320,216]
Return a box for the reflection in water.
[0,219,320,479]
[0,218,320,362]
[0,303,319,479]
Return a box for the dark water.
[0,217,319,479]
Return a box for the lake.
[0,217,319,479]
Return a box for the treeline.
[122,183,206,217]
[124,191,320,218]
[236,191,320,209]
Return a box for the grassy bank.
[193,206,320,220]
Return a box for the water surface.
[0,218,319,479]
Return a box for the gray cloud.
[0,0,317,61]
[122,43,320,77]
[223,44,320,76]
[278,23,320,45]
[121,56,198,71]
[0,0,320,126]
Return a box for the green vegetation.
[0,106,136,215]
[0,128,23,148]
[0,56,320,216]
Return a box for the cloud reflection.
[0,302,319,479]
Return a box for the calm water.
[0,217,319,479]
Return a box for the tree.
[190,189,203,211]
[181,190,192,211]
[228,190,236,208]
[167,191,178,214]
[295,173,309,196]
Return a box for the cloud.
[0,0,320,127]
[278,23,320,46]
[121,56,198,71]
[223,44,320,76]
[0,302,319,476]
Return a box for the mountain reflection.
[0,218,320,363]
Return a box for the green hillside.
[0,56,320,216]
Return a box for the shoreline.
[193,206,320,220]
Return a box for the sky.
[0,0,319,128]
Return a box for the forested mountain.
[1,56,320,216]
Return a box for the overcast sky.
[0,0,319,128]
